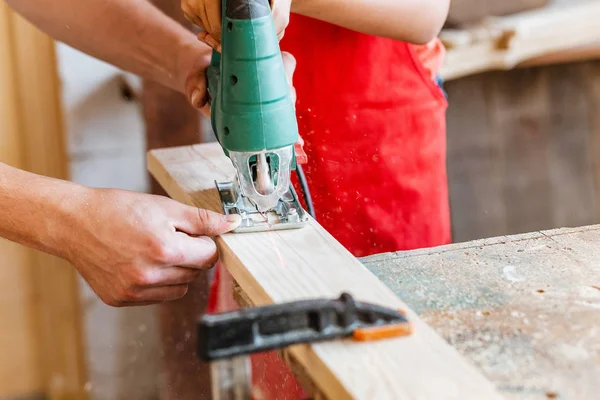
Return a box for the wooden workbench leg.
[141,1,212,399]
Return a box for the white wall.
[55,44,161,400]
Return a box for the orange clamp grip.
[352,309,413,342]
[352,323,413,342]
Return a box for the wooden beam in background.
[148,143,503,400]
[518,42,600,69]
[440,0,600,80]
[0,6,88,400]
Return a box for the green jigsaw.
[207,0,310,233]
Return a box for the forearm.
[4,0,208,93]
[0,162,84,259]
[291,0,450,44]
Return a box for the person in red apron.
[283,17,450,258]
[183,0,451,257]
[184,1,451,398]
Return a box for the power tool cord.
[295,165,315,219]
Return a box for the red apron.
[206,15,450,399]
[284,16,451,257]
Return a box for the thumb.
[176,206,241,236]
[281,51,296,85]
[183,52,211,109]
[281,51,297,104]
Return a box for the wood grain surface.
[363,226,600,400]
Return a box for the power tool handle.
[224,0,272,19]
[206,0,271,126]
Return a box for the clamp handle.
[198,293,412,361]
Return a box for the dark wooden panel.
[491,67,554,236]
[446,74,508,242]
[446,61,600,243]
[582,62,600,222]
[546,63,597,228]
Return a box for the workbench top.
[362,225,600,400]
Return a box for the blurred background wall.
[56,44,161,400]
[447,62,600,242]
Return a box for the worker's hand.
[181,0,291,52]
[178,0,296,114]
[62,188,241,307]
[179,44,213,112]
[282,51,296,104]
[184,49,296,115]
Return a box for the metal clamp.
[198,293,412,362]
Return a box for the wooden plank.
[440,0,600,81]
[148,143,503,400]
[0,10,88,400]
[0,3,45,397]
[518,42,600,69]
[362,225,600,400]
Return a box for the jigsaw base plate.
[215,180,309,233]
